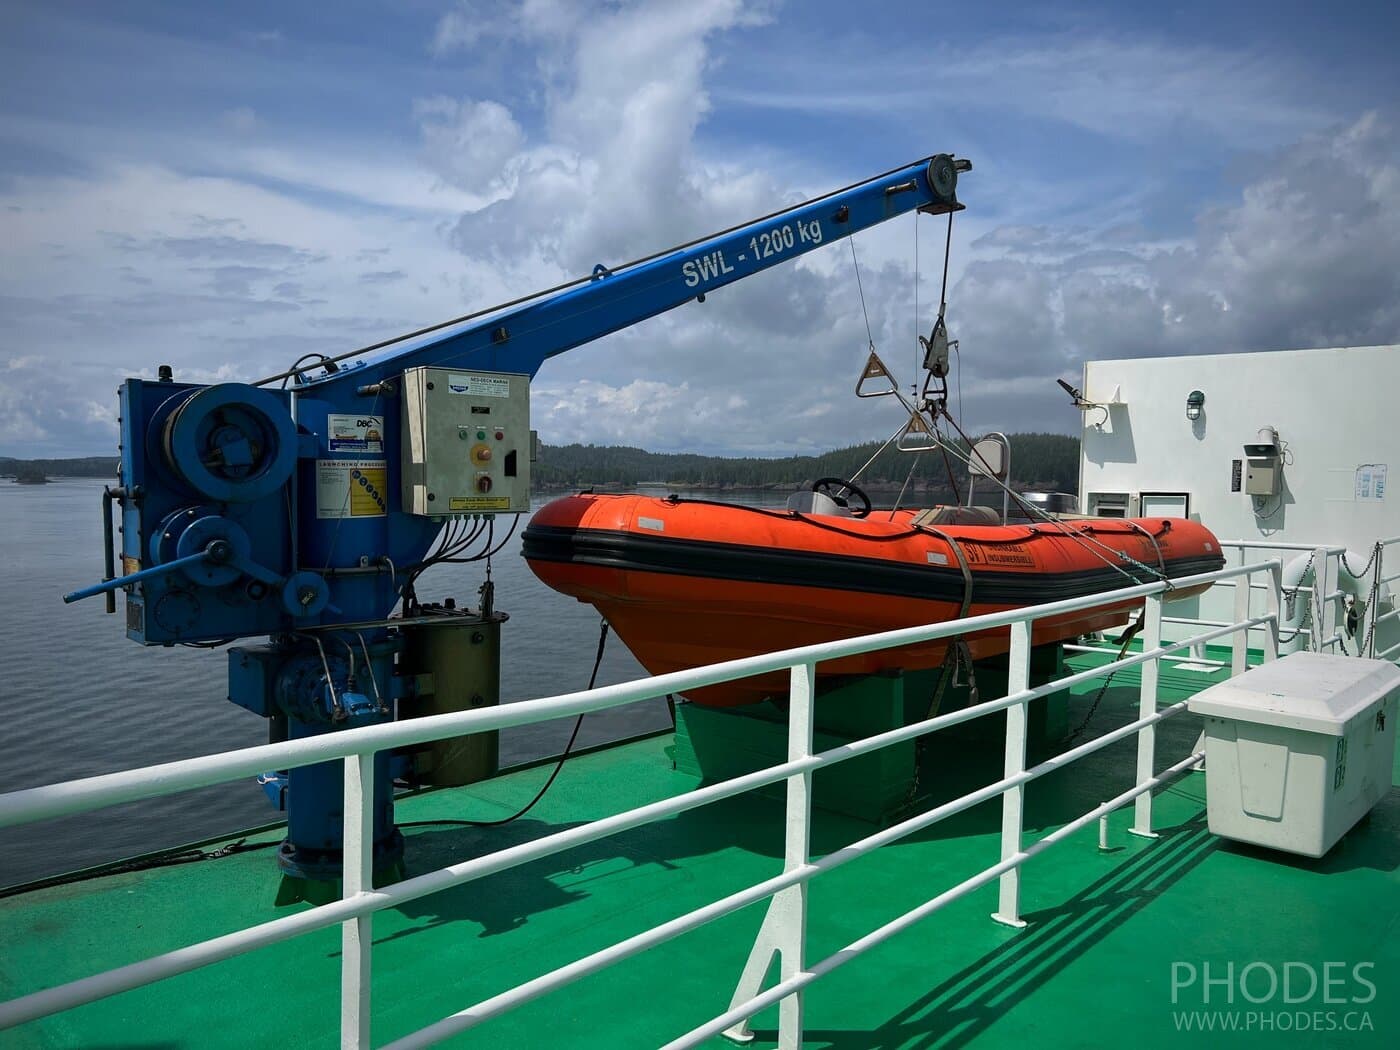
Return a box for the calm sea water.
[0,479,780,885]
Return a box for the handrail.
[1219,536,1400,661]
[0,557,1284,1047]
[0,560,1260,832]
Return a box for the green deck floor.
[3,648,1398,1048]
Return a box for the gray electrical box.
[401,367,531,515]
[1245,459,1280,496]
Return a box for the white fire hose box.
[1187,652,1398,857]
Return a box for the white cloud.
[0,162,477,455]
[948,113,1400,434]
[414,96,525,189]
[718,30,1330,149]
[430,0,520,55]
[2,2,1396,463]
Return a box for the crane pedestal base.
[272,830,405,906]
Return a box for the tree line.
[1,432,1080,496]
[534,432,1079,495]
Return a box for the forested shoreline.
[2,432,1078,495]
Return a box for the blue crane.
[65,152,970,896]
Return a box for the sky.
[2,0,1399,459]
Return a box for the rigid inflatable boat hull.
[523,495,1225,707]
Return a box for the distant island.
[0,456,116,481]
[0,433,1078,499]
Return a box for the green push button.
[477,430,486,440]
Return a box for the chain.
[1065,609,1146,744]
[1337,542,1385,657]
[1277,549,1317,644]
[1297,543,1385,657]
[1363,543,1385,656]
[903,642,977,813]
[1340,542,1381,580]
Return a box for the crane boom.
[65,150,970,890]
[305,153,967,394]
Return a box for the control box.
[1245,459,1280,496]
[401,367,531,515]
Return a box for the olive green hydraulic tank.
[399,606,507,786]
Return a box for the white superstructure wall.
[1078,345,1400,644]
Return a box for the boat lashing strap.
[899,527,976,814]
[918,526,977,719]
[1122,518,1172,592]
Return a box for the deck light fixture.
[1186,390,1205,421]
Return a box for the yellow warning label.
[122,555,141,575]
[449,496,511,512]
[316,459,388,519]
[349,466,387,516]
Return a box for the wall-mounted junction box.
[1245,459,1280,496]
[401,367,531,515]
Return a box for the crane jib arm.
[311,153,969,393]
[63,149,972,890]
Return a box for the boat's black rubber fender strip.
[521,525,1225,607]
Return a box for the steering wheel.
[811,477,872,519]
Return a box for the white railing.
[1369,535,1400,661]
[1218,538,1400,662]
[0,559,1283,1049]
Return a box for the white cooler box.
[1187,652,1398,857]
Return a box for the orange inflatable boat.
[522,493,1225,707]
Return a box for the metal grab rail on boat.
[0,559,1285,1049]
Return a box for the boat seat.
[785,491,851,516]
[911,505,1002,527]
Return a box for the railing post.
[991,620,1031,928]
[1232,569,1250,677]
[1130,593,1163,838]
[341,752,375,1050]
[722,661,815,1047]
[1263,560,1282,662]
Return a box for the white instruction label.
[448,373,510,398]
[1355,464,1388,502]
[316,459,388,518]
[327,414,384,454]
